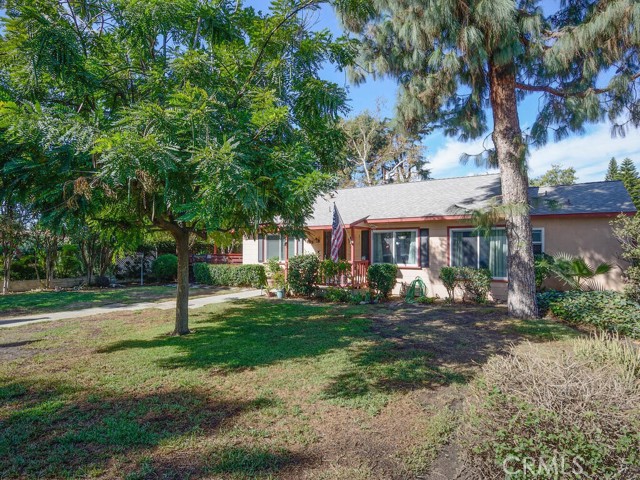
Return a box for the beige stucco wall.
[242,215,627,300]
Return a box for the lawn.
[0,299,579,479]
[0,285,242,317]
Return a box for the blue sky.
[248,0,640,182]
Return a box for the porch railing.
[318,260,370,288]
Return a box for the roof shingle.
[307,174,637,227]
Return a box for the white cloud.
[427,124,640,182]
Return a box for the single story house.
[242,174,637,299]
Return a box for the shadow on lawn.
[98,300,370,372]
[0,376,303,478]
[321,304,579,406]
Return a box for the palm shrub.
[152,254,178,282]
[546,253,612,291]
[287,254,320,297]
[367,263,398,298]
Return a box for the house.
[242,174,637,299]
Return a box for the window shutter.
[419,228,429,268]
[257,234,264,263]
[360,230,370,261]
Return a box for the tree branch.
[515,73,640,98]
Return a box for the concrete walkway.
[0,289,264,328]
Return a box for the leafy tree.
[605,157,619,181]
[611,213,640,302]
[530,164,577,187]
[0,201,28,294]
[0,0,349,334]
[335,0,640,318]
[617,158,640,208]
[341,109,429,187]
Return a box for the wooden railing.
[318,260,370,288]
[190,253,243,265]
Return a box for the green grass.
[0,285,238,316]
[0,299,583,479]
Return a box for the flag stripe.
[330,205,344,261]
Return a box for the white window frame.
[448,227,545,280]
[372,229,419,267]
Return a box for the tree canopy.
[340,109,429,187]
[0,0,351,333]
[530,164,577,187]
[334,0,640,318]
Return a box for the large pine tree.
[334,0,640,318]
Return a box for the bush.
[193,263,267,288]
[94,275,110,288]
[367,263,398,298]
[459,341,640,479]
[537,290,640,338]
[152,254,178,282]
[415,296,435,305]
[323,287,352,303]
[56,245,83,278]
[287,254,320,297]
[459,267,492,304]
[611,214,640,303]
[440,266,492,303]
[439,267,460,301]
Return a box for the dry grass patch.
[459,338,640,479]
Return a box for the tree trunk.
[173,229,191,335]
[488,61,538,319]
[2,254,10,295]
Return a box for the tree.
[0,0,349,334]
[341,109,429,187]
[0,201,28,294]
[611,213,640,302]
[605,157,619,181]
[617,158,640,208]
[530,164,577,187]
[334,0,640,318]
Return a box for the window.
[450,228,544,279]
[372,230,417,266]
[264,235,298,262]
[532,228,544,255]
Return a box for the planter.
[275,289,285,299]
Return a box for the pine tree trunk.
[488,61,538,319]
[173,229,191,335]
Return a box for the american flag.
[330,204,344,261]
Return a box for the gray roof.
[307,174,637,226]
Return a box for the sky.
[247,0,640,182]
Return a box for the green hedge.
[193,263,266,288]
[537,290,640,338]
[367,263,398,298]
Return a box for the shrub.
[56,244,83,278]
[415,296,435,305]
[611,214,640,303]
[367,263,398,298]
[459,267,492,304]
[439,267,460,301]
[324,286,352,303]
[152,254,178,282]
[94,275,110,288]
[287,254,320,297]
[537,290,640,338]
[193,263,267,288]
[459,342,640,479]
